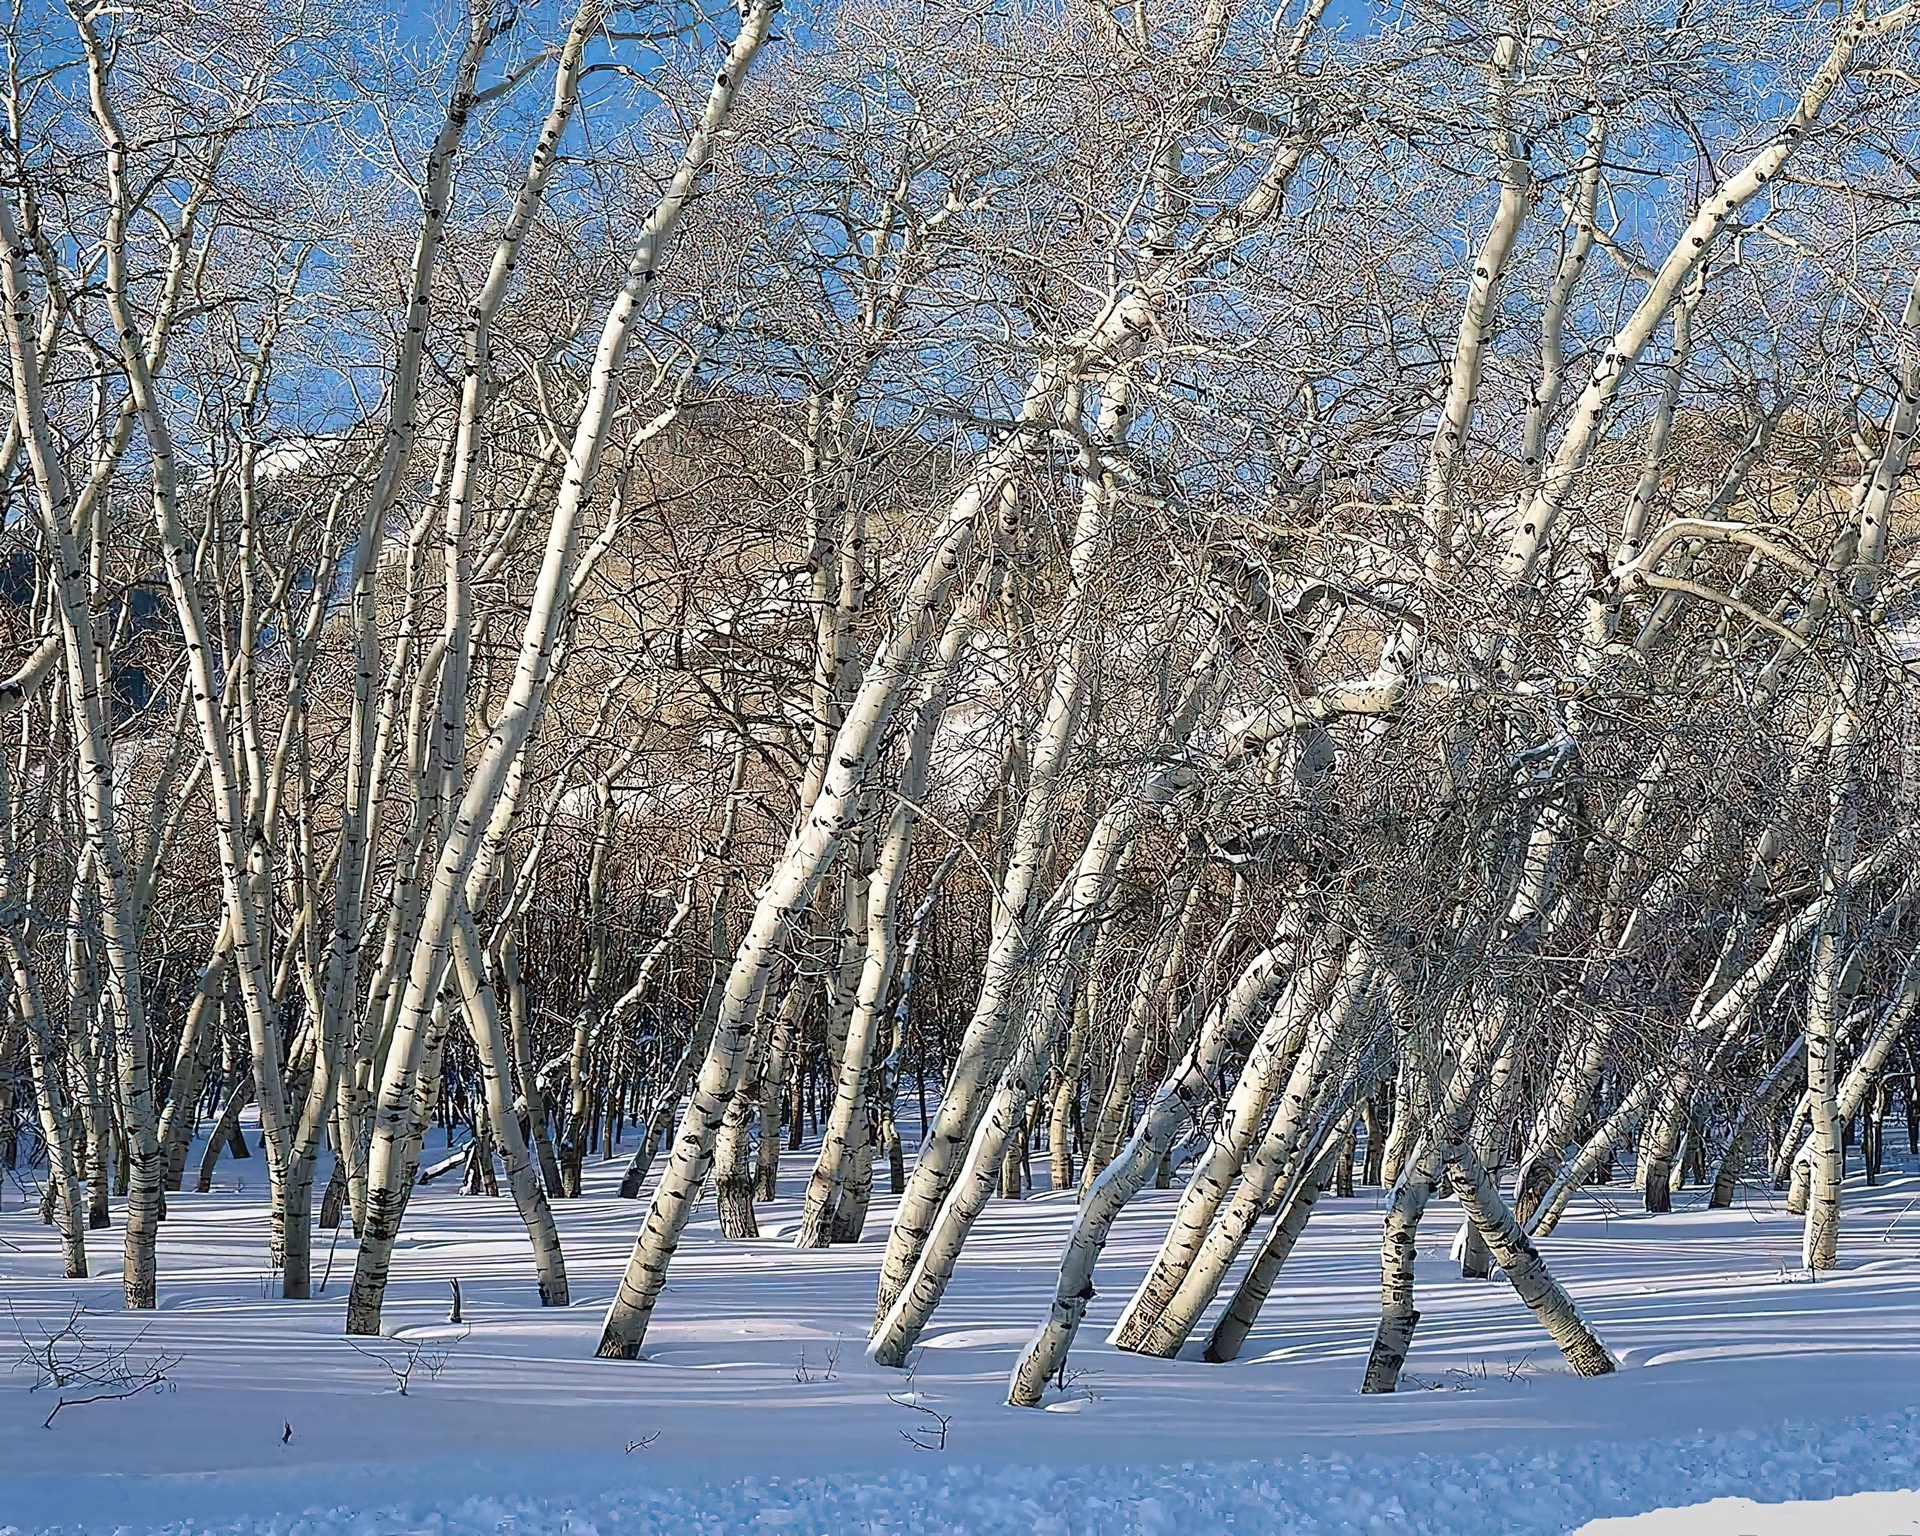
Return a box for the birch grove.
[0,0,1917,1418]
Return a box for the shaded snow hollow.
[7,1126,1920,1534]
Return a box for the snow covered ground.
[1577,1488,1920,1535]
[5,1127,1920,1534]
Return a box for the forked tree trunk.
[157,923,233,1192]
[197,1079,253,1193]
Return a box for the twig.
[317,1222,344,1294]
[887,1352,952,1451]
[343,1325,470,1394]
[44,1369,177,1430]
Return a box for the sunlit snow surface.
[1576,1488,1920,1535]
[7,1128,1920,1535]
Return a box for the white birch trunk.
[1503,0,1917,581]
[1361,1135,1438,1393]
[1006,938,1298,1404]
[594,290,1025,1364]
[876,460,1111,1316]
[1202,1113,1353,1364]
[1081,875,1204,1190]
[448,907,569,1302]
[1804,678,1863,1270]
[0,165,162,1308]
[1118,940,1375,1359]
[797,552,1008,1246]
[870,760,1206,1366]
[1106,931,1342,1350]
[1447,1138,1614,1376]
[350,2,777,1334]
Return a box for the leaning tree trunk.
[349,5,776,1338]
[1709,1035,1804,1208]
[1114,936,1365,1357]
[872,766,1202,1367]
[875,370,1162,1321]
[1105,925,1344,1344]
[1446,1139,1614,1377]
[1203,1114,1352,1363]
[797,553,1006,1247]
[1081,875,1203,1191]
[196,1078,253,1193]
[595,278,1010,1361]
[157,922,233,1191]
[1006,929,1305,1397]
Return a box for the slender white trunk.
[1504,0,1917,580]
[0,170,161,1308]
[1107,931,1342,1350]
[1424,32,1531,564]
[1203,1113,1353,1364]
[0,910,86,1275]
[1082,874,1204,1189]
[595,293,1016,1363]
[871,761,1206,1366]
[797,553,1007,1246]
[1006,938,1298,1404]
[1805,679,1863,1270]
[1361,1136,1438,1392]
[877,460,1110,1315]
[1710,1035,1806,1208]
[350,2,777,1335]
[448,907,569,1303]
[1118,939,1375,1358]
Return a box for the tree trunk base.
[1362,1306,1419,1393]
